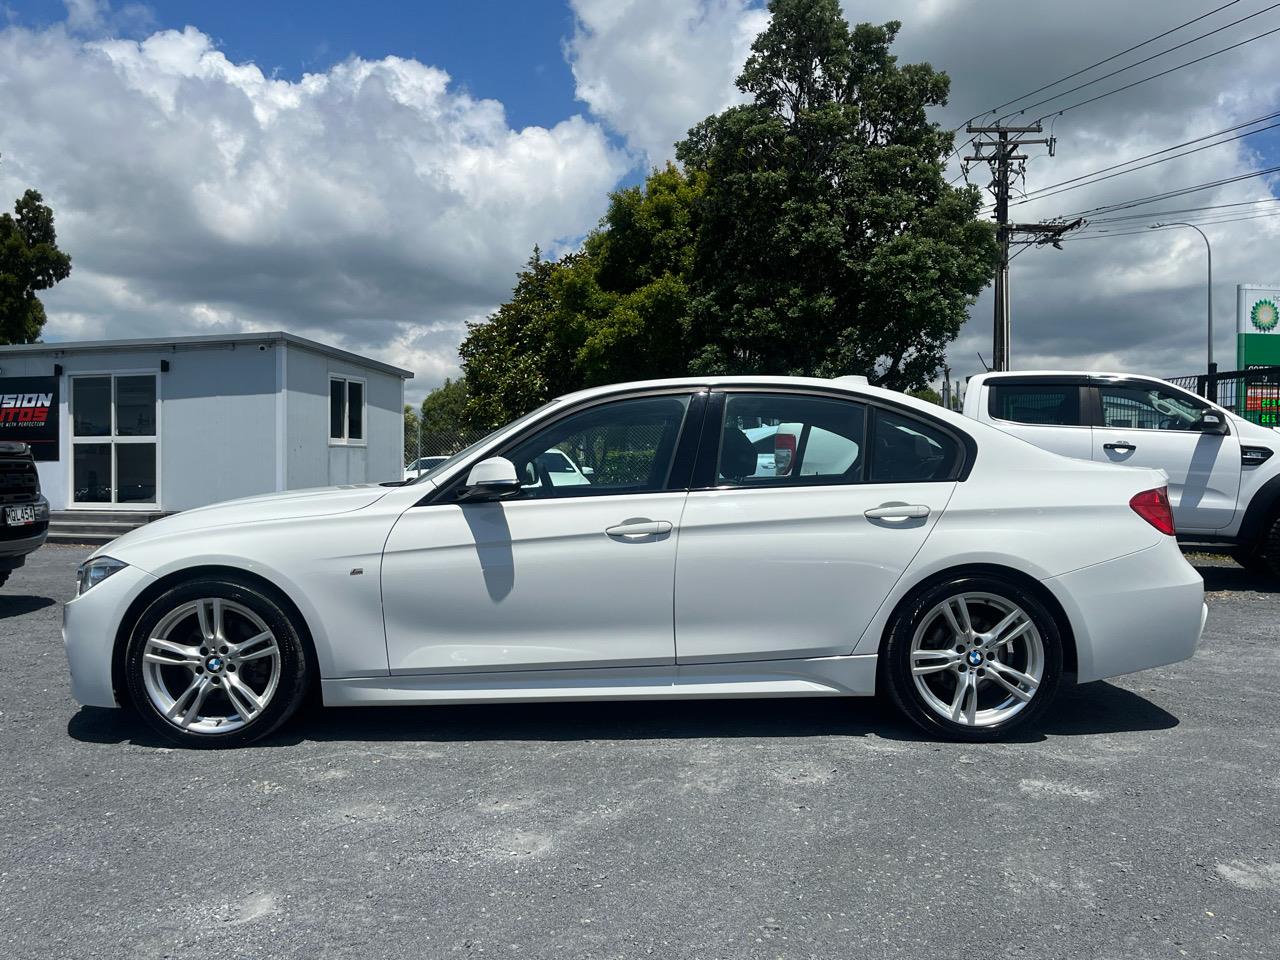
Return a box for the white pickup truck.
[964,371,1280,576]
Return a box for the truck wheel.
[1231,546,1271,578]
[1263,516,1280,580]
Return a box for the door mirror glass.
[1196,412,1228,435]
[462,457,522,500]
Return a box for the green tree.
[0,187,72,344]
[459,167,706,424]
[908,386,941,405]
[459,249,579,428]
[403,404,421,466]
[675,0,996,389]
[419,376,472,434]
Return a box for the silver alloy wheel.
[141,598,281,735]
[909,591,1044,728]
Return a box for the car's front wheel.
[882,575,1063,741]
[123,577,310,748]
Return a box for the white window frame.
[67,370,161,510]
[329,375,368,446]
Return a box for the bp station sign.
[1237,285,1280,427]
[0,376,59,461]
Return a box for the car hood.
[94,484,393,558]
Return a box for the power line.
[996,2,1280,122]
[966,1,1243,126]
[1029,21,1280,124]
[1061,209,1280,241]
[1086,195,1280,224]
[990,110,1280,209]
[1055,163,1280,219]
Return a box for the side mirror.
[1197,412,1228,436]
[460,457,522,501]
[580,466,595,477]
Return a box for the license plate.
[5,505,36,527]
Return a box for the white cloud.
[564,0,1280,382]
[566,0,768,165]
[0,17,628,402]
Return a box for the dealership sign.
[0,377,59,461]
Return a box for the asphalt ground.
[1,544,1277,959]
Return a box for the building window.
[329,377,366,443]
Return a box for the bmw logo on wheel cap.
[967,650,983,667]
[206,656,225,672]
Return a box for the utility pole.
[964,123,1077,370]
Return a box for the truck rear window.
[989,384,1082,426]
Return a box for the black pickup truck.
[0,441,50,588]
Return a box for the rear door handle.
[864,503,930,521]
[605,518,672,540]
[1104,441,1137,452]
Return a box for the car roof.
[969,370,1171,382]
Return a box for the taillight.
[1130,486,1175,536]
[774,433,797,475]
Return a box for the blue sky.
[5,0,585,130]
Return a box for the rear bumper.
[1045,540,1205,683]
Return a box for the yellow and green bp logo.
[1252,299,1279,332]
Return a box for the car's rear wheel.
[123,577,310,748]
[883,575,1063,741]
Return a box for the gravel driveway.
[1,544,1277,959]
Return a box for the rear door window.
[989,383,1084,426]
[716,393,866,486]
[869,409,963,483]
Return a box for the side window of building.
[1097,382,1208,431]
[716,393,866,486]
[330,377,366,443]
[869,408,963,483]
[989,383,1083,426]
[500,394,691,499]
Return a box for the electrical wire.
[996,2,1280,122]
[1030,21,1280,124]
[987,110,1280,210]
[1054,163,1280,219]
[973,1,1243,123]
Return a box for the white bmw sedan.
[63,376,1206,747]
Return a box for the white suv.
[965,371,1280,575]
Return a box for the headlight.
[76,556,128,596]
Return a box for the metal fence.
[1168,365,1280,429]
[404,427,490,470]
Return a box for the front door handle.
[605,518,673,540]
[1104,441,1137,452]
[864,503,930,521]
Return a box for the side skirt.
[322,654,879,706]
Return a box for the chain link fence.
[404,427,490,472]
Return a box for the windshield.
[409,401,559,485]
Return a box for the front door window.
[71,375,158,507]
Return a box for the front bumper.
[1045,540,1205,683]
[62,563,157,707]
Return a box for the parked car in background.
[63,376,1204,748]
[404,456,449,481]
[965,371,1280,576]
[0,441,50,588]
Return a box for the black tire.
[882,574,1064,742]
[123,577,310,748]
[1262,516,1280,580]
[1231,545,1271,578]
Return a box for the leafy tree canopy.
[0,187,72,344]
[458,0,997,422]
[676,0,996,388]
[419,376,473,435]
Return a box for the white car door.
[1091,377,1241,532]
[381,392,699,673]
[674,392,960,663]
